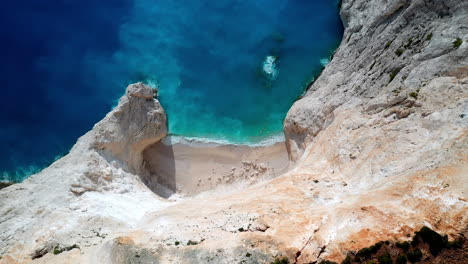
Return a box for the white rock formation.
[0,83,169,262]
[0,0,467,263]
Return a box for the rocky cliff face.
[0,0,467,263]
[91,82,167,174]
[285,0,467,162]
[0,83,168,262]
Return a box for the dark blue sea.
[0,0,343,182]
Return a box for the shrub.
[53,244,79,255]
[369,241,384,254]
[175,241,180,246]
[410,235,419,247]
[385,41,393,49]
[453,38,462,48]
[246,252,252,257]
[415,226,445,255]
[448,238,464,249]
[341,256,352,264]
[187,240,199,246]
[396,241,410,251]
[0,182,14,190]
[271,257,289,264]
[395,49,404,56]
[378,253,393,264]
[404,38,413,49]
[426,33,433,41]
[409,92,418,99]
[356,247,373,259]
[396,255,407,264]
[319,261,338,264]
[389,67,402,83]
[407,249,422,263]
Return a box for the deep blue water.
[0,0,343,182]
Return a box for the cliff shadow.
[141,138,176,199]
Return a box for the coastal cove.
[0,0,343,182]
[0,0,466,263]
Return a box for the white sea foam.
[162,133,285,148]
[144,78,160,89]
[320,57,330,67]
[1,164,42,182]
[262,55,279,79]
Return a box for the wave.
[1,166,41,182]
[162,133,285,148]
[320,57,330,67]
[262,55,279,79]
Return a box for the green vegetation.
[414,226,445,255]
[453,38,462,48]
[448,238,464,249]
[319,261,338,264]
[407,249,422,263]
[53,244,79,255]
[246,252,252,257]
[395,48,404,56]
[0,182,14,190]
[341,256,352,264]
[187,240,199,246]
[396,241,410,251]
[271,257,289,264]
[356,247,372,259]
[322,226,465,264]
[396,255,407,264]
[408,92,418,99]
[378,253,393,264]
[426,33,433,41]
[389,67,403,83]
[238,227,247,232]
[372,241,384,251]
[175,241,180,246]
[404,38,413,49]
[385,41,393,49]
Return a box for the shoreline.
[161,133,287,148]
[142,135,289,197]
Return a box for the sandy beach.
[142,137,289,198]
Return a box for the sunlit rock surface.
[1,0,467,263]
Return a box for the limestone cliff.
[0,0,467,263]
[285,0,467,161]
[0,83,168,262]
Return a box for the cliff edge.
[0,83,168,262]
[0,0,467,263]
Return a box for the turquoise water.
[0,0,343,181]
[117,0,343,142]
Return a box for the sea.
[0,0,343,182]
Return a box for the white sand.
[142,138,289,197]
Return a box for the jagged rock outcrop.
[0,0,467,263]
[91,82,167,173]
[0,83,168,262]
